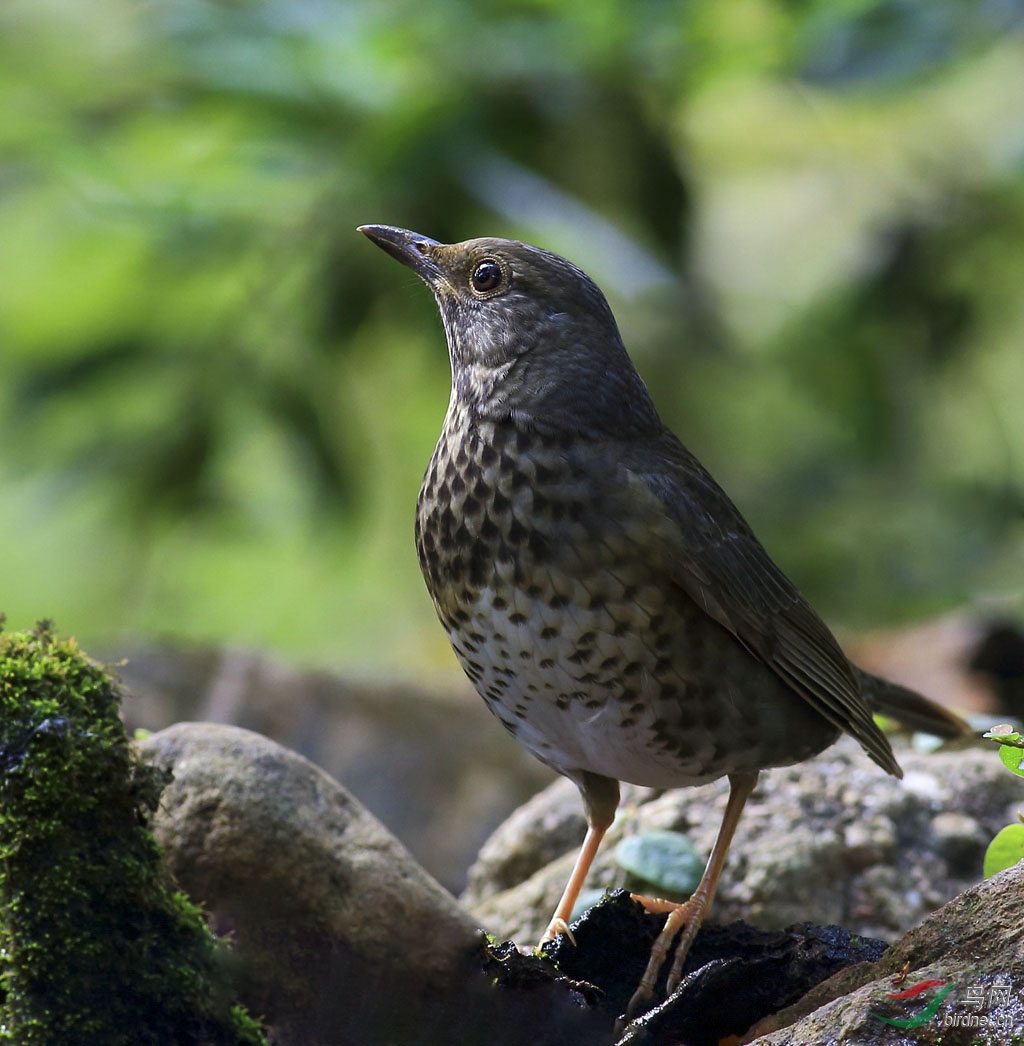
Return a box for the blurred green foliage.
[1,0,1023,676]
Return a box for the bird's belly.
[446,581,838,788]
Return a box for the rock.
[467,849,1024,1046]
[745,859,1024,1045]
[542,892,888,1044]
[132,717,1023,1044]
[110,640,554,892]
[464,740,1020,946]
[930,811,990,875]
[137,722,485,1044]
[464,775,593,898]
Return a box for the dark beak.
[358,225,444,281]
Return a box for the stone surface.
[464,739,1019,947]
[110,640,554,891]
[744,859,1024,1045]
[137,722,485,1044]
[128,702,1022,1043]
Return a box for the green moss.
[0,621,267,1046]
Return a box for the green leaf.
[614,830,704,896]
[998,744,1024,777]
[983,725,1024,748]
[984,824,1024,878]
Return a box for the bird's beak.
[358,225,445,283]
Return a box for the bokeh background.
[3,0,1024,684]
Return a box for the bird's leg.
[625,771,759,1019]
[539,771,619,946]
[539,822,608,945]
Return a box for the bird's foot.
[630,893,685,916]
[624,893,706,1022]
[538,915,576,948]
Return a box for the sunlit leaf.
[983,824,1024,879]
[999,745,1024,777]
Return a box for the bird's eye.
[470,259,504,294]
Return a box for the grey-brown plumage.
[358,224,969,1018]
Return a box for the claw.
[539,916,576,948]
[624,896,702,1020]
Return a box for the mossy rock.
[0,620,266,1046]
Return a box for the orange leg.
[539,822,608,945]
[626,771,759,1019]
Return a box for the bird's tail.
[854,667,972,739]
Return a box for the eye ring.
[470,258,505,295]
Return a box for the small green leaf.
[614,830,704,896]
[983,824,1024,878]
[998,744,1024,776]
[984,725,1024,747]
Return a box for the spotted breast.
[415,405,840,793]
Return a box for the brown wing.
[622,432,901,778]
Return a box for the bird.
[358,224,969,1019]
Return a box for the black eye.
[471,259,503,293]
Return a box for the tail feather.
[854,667,972,739]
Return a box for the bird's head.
[359,225,659,436]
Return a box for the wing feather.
[622,434,901,777]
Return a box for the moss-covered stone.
[0,621,266,1046]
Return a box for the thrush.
[358,224,969,1019]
